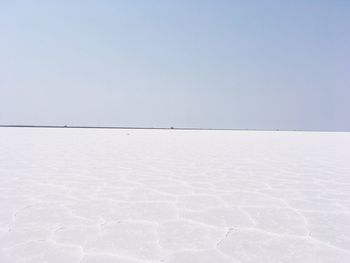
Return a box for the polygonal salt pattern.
[0,128,350,262]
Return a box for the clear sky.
[1,1,349,130]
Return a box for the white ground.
[0,128,350,263]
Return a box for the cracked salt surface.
[0,128,350,263]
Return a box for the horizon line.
[0,124,347,133]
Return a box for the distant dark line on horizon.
[1,124,247,131]
[0,124,347,133]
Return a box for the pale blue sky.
[1,1,349,130]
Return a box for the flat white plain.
[0,128,349,263]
